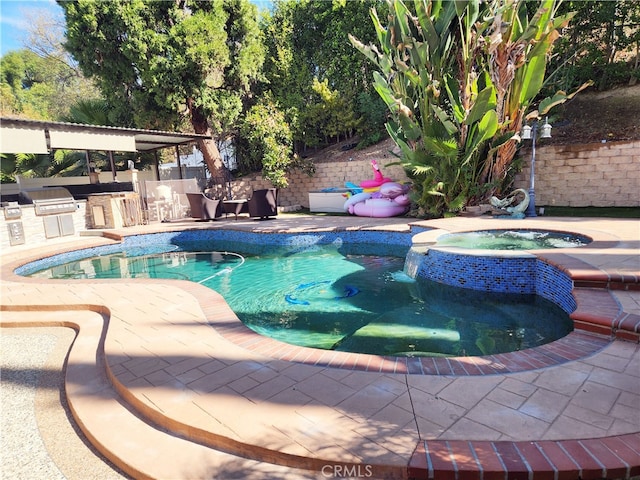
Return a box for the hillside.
[310,137,398,164]
[549,83,640,145]
[311,84,640,163]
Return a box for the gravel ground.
[1,327,128,480]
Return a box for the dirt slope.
[311,84,640,164]
[548,83,640,145]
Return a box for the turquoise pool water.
[27,242,573,357]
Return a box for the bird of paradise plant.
[350,0,591,217]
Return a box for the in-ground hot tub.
[408,228,594,313]
[435,229,591,250]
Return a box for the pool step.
[1,309,317,480]
[573,274,640,291]
[571,287,640,342]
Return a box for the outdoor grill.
[18,187,76,215]
[18,187,77,238]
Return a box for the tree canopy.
[0,5,99,121]
[258,0,389,152]
[549,0,640,92]
[58,0,265,178]
[0,47,99,120]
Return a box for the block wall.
[234,140,637,208]
[233,158,410,208]
[513,140,639,207]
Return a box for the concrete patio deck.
[1,214,639,479]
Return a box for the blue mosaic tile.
[418,250,536,294]
[535,260,576,313]
[415,248,575,313]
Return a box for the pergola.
[0,117,210,181]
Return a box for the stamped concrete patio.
[1,214,639,479]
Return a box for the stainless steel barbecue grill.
[18,187,76,238]
[19,187,75,213]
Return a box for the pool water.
[436,229,589,250]
[28,244,573,357]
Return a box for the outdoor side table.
[223,199,248,220]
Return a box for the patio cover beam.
[0,117,210,154]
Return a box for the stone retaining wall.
[234,139,638,209]
[234,141,640,207]
[4,140,635,210]
[233,158,410,208]
[513,140,639,207]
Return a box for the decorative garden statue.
[489,189,530,219]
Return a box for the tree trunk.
[187,98,224,178]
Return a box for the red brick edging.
[537,251,640,342]
[409,435,640,480]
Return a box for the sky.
[0,0,273,58]
[0,0,62,56]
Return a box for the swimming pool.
[18,229,574,357]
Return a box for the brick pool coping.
[2,217,639,479]
[408,435,640,480]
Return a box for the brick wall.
[513,140,639,207]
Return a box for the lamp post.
[520,117,552,217]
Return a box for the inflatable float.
[343,160,411,217]
[349,197,408,217]
[359,159,392,188]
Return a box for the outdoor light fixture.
[521,117,552,217]
[540,117,552,138]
